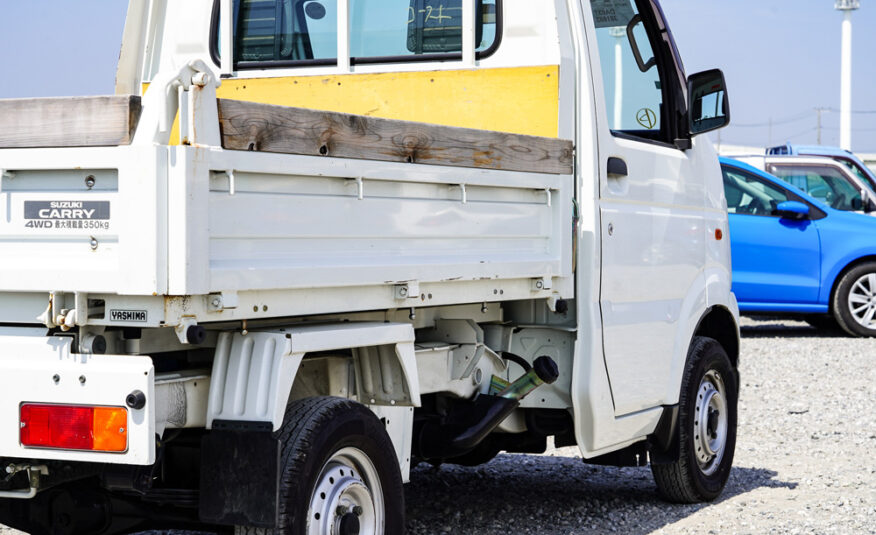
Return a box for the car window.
[833,156,876,191]
[768,165,862,212]
[351,0,498,57]
[215,0,500,67]
[590,0,667,143]
[221,0,338,63]
[722,167,788,217]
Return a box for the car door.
[586,0,710,415]
[722,165,822,308]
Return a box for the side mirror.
[688,69,730,136]
[851,196,864,211]
[776,201,811,220]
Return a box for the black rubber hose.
[501,352,532,372]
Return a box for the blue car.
[721,157,876,336]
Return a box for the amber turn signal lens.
[715,228,723,241]
[93,407,128,452]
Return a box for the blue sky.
[1,1,875,151]
[661,0,876,152]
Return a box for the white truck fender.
[205,322,421,432]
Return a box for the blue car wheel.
[833,261,876,337]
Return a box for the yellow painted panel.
[140,84,181,145]
[143,65,560,141]
[216,66,560,138]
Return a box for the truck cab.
[0,1,738,533]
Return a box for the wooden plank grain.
[0,95,142,148]
[217,99,574,175]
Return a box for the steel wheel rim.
[307,447,384,535]
[693,370,728,476]
[847,273,876,330]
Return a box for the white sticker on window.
[591,0,636,29]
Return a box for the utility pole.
[836,0,860,151]
[815,107,827,145]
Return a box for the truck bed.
[0,96,575,327]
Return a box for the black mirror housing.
[688,69,730,136]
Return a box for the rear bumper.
[0,333,155,465]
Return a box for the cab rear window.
[213,0,501,68]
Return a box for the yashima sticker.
[110,310,147,322]
[23,201,111,230]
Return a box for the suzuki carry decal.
[23,201,110,230]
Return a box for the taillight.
[20,404,128,452]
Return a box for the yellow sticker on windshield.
[636,108,657,129]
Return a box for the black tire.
[651,337,738,503]
[832,262,876,337]
[235,396,405,535]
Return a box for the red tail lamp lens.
[20,404,127,452]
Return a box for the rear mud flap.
[199,430,281,528]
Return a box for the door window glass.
[768,165,862,212]
[590,0,666,140]
[722,167,788,217]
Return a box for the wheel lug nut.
[353,505,363,516]
[336,505,348,516]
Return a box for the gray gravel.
[4,318,875,534]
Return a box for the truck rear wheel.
[235,396,404,535]
[651,337,737,503]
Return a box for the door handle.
[607,157,628,178]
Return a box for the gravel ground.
[403,319,876,534]
[3,318,875,534]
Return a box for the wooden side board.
[217,99,574,175]
[0,96,142,148]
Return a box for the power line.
[718,105,876,149]
[784,126,818,140]
[732,107,876,130]
[732,110,812,128]
[823,126,876,132]
[825,108,876,115]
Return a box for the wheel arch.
[206,323,421,432]
[823,254,876,314]
[692,305,740,369]
[650,306,739,467]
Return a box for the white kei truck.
[0,0,738,533]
